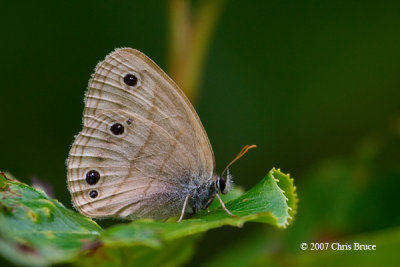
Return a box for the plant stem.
[167,0,226,104]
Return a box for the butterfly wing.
[67,48,215,219]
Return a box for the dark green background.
[1,1,399,265]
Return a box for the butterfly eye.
[86,170,100,185]
[89,190,98,198]
[126,118,133,125]
[123,74,138,86]
[216,177,226,193]
[110,123,124,135]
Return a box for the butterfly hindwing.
[68,110,201,219]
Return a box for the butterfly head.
[216,169,233,195]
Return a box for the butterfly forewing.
[84,49,213,170]
[67,48,215,219]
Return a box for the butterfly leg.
[216,194,236,217]
[177,194,190,222]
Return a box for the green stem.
[167,0,226,104]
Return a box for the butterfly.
[67,48,255,221]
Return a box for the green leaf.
[0,172,102,266]
[0,168,297,266]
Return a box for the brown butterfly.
[67,48,255,221]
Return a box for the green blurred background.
[1,0,399,265]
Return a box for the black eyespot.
[123,74,138,86]
[86,170,100,185]
[110,123,124,135]
[126,118,133,125]
[89,190,98,198]
[217,177,226,193]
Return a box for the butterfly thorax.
[185,174,217,214]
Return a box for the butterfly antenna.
[221,145,257,178]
